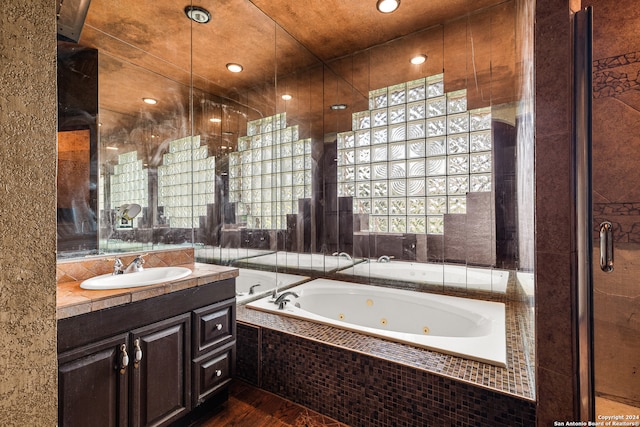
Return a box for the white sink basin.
[80,267,192,290]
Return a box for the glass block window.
[228,113,312,230]
[110,151,149,228]
[157,135,216,228]
[337,75,493,235]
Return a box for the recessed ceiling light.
[209,117,221,123]
[376,0,400,13]
[226,63,243,73]
[184,6,211,24]
[282,94,292,101]
[106,146,118,151]
[411,54,428,65]
[222,131,234,136]
[330,103,348,110]
[142,97,157,105]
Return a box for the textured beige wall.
[0,1,58,425]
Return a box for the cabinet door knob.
[118,344,129,375]
[215,323,223,331]
[133,338,143,368]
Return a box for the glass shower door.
[586,0,640,419]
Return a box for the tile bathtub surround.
[56,247,196,283]
[236,286,535,426]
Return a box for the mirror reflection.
[56,0,534,303]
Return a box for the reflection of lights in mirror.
[376,0,400,13]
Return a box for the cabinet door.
[130,314,191,427]
[58,333,129,427]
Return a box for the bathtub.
[246,278,506,367]
[235,268,310,304]
[337,260,509,293]
[235,251,360,273]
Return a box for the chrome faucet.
[273,291,299,309]
[334,252,352,261]
[249,283,261,295]
[112,258,125,275]
[377,255,394,263]
[123,255,146,273]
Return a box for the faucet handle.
[111,257,124,275]
[135,253,148,262]
[277,298,290,309]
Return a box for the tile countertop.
[57,262,238,320]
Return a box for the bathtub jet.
[246,278,507,367]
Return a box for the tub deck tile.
[237,296,533,400]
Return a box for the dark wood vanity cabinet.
[57,279,236,427]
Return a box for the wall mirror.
[56,0,534,301]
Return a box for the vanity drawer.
[192,299,235,357]
[192,342,235,406]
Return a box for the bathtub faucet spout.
[377,255,394,263]
[337,252,352,261]
[274,291,299,309]
[249,284,261,295]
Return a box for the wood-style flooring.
[191,380,350,427]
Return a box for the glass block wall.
[110,151,149,228]
[337,74,492,234]
[157,135,216,228]
[228,113,313,230]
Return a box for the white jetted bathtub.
[235,268,309,304]
[337,260,509,293]
[235,251,360,273]
[247,278,506,367]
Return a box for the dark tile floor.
[191,380,349,427]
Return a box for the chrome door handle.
[599,221,614,272]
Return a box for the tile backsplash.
[56,248,195,283]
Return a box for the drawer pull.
[215,369,222,377]
[215,323,223,331]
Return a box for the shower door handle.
[599,221,614,272]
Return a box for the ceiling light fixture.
[209,117,221,123]
[184,6,211,24]
[330,103,348,110]
[142,97,157,105]
[376,0,400,13]
[226,63,243,73]
[411,54,428,65]
[282,94,292,101]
